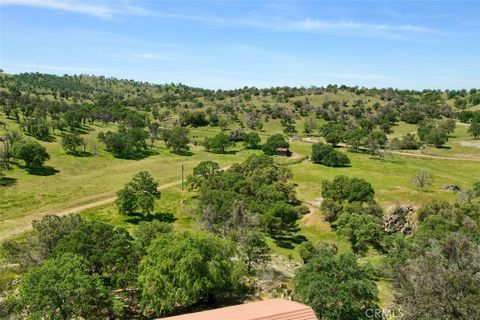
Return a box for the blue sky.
[0,0,479,89]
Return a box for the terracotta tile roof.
[161,298,317,320]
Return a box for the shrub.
[311,142,350,167]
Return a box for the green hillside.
[1,73,479,318]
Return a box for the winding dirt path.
[0,179,184,242]
[390,151,480,162]
[294,137,480,162]
[1,165,233,242]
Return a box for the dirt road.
[391,151,480,162]
[0,179,183,242]
[295,137,480,162]
[1,165,234,242]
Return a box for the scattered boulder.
[383,205,415,235]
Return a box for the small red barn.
[276,147,292,157]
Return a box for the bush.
[412,171,433,190]
[98,127,148,158]
[165,126,190,153]
[61,132,85,153]
[13,253,118,319]
[311,142,350,167]
[203,132,234,153]
[243,132,261,149]
[11,140,50,167]
[294,249,379,319]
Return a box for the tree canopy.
[116,171,161,215]
[12,253,118,319]
[53,221,139,287]
[11,140,50,167]
[165,126,190,153]
[311,142,350,167]
[138,231,242,316]
[197,154,298,239]
[262,134,289,155]
[294,249,379,320]
[203,132,234,154]
[243,132,261,149]
[61,132,85,154]
[393,234,480,320]
[98,126,148,158]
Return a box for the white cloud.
[144,12,436,40]
[0,0,152,19]
[282,18,432,33]
[0,1,438,40]
[0,0,114,18]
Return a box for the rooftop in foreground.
[161,298,317,320]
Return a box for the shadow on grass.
[435,145,452,149]
[332,163,352,168]
[0,176,17,187]
[272,229,307,249]
[25,132,56,142]
[125,211,177,225]
[172,150,194,156]
[113,149,159,160]
[207,150,238,155]
[26,166,59,176]
[72,126,94,134]
[67,151,93,157]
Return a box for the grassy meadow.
[1,95,479,308]
[1,112,479,250]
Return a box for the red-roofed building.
[160,298,317,320]
[276,148,292,157]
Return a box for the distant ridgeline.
[0,73,479,127]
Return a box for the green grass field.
[0,116,261,237]
[2,115,478,245]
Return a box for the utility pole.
[181,163,184,191]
